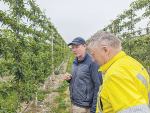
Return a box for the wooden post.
[42,101,45,112]
[35,92,37,107]
[64,43,65,56]
[130,9,133,56]
[43,83,45,89]
[112,22,116,36]
[61,40,62,58]
[51,29,54,80]
[113,22,115,34]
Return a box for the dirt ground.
[19,60,70,113]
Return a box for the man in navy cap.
[64,37,102,113]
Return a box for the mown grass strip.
[51,52,75,113]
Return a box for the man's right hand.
[64,73,72,81]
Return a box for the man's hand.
[64,73,72,81]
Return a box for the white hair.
[87,31,122,51]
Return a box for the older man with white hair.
[87,31,150,113]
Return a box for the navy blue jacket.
[68,52,102,113]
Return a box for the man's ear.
[103,46,109,54]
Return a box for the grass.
[51,80,70,113]
[36,89,52,101]
[50,52,75,113]
[54,70,60,75]
[44,101,50,107]
[52,80,69,93]
[38,89,51,95]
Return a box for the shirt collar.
[78,51,88,62]
[98,51,126,73]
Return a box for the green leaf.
[1,91,8,100]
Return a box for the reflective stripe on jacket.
[96,51,150,113]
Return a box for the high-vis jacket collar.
[98,51,126,73]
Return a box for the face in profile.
[88,46,107,66]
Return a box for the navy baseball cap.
[68,37,86,46]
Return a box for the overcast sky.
[0,0,148,44]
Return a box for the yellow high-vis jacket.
[96,51,150,113]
